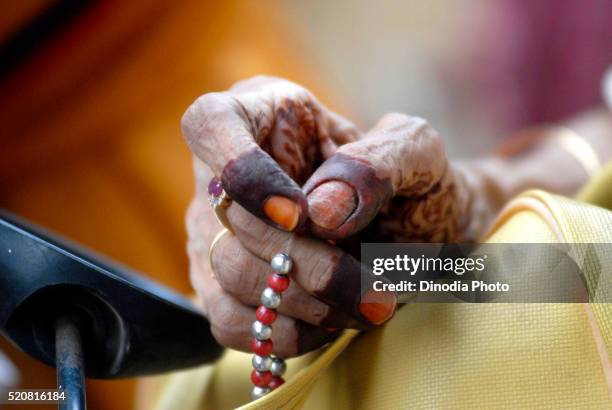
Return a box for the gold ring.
[208,228,229,278]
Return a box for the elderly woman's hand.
[181,75,361,232]
[182,77,491,357]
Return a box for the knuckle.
[232,207,283,255]
[209,304,245,347]
[279,287,331,326]
[213,303,243,329]
[380,112,412,125]
[181,92,231,146]
[195,92,230,112]
[377,113,432,139]
[307,252,338,294]
[231,208,263,242]
[308,302,332,326]
[376,114,445,158]
[259,226,285,255]
[269,79,310,100]
[424,126,444,155]
[414,120,445,166]
[217,247,260,298]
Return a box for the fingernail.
[307,181,356,230]
[358,290,397,325]
[264,196,300,231]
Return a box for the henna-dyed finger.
[225,203,397,326]
[182,77,362,232]
[182,91,306,231]
[303,113,448,240]
[210,231,367,329]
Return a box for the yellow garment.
[152,164,612,410]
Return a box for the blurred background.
[0,1,610,408]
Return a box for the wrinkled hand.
[304,112,480,242]
[183,77,486,357]
[182,75,361,232]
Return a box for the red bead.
[251,339,273,356]
[251,370,272,387]
[269,376,285,390]
[256,306,277,325]
[268,273,290,292]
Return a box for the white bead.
[270,253,293,274]
[261,287,281,309]
[252,320,272,340]
[252,386,270,400]
[270,356,286,376]
[252,354,271,371]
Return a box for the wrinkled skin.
[182,76,491,357]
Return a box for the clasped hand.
[182,76,480,357]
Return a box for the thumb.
[303,113,447,240]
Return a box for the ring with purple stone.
[208,176,233,233]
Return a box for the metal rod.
[55,316,86,410]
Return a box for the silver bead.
[252,386,270,400]
[252,354,271,371]
[270,253,293,274]
[261,287,281,309]
[252,320,272,340]
[270,356,287,376]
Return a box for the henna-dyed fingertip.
[264,196,300,231]
[307,181,356,231]
[358,290,397,325]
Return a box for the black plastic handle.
[0,210,223,378]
